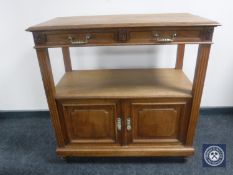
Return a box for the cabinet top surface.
[27,13,219,32]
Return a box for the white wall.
[0,0,232,110]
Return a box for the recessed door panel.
[70,109,113,139]
[59,100,121,146]
[128,101,189,145]
[137,108,178,138]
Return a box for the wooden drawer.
[128,28,203,44]
[45,30,116,46]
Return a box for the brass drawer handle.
[127,118,131,131]
[153,32,177,43]
[68,34,91,45]
[117,117,122,131]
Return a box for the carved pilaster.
[117,29,129,42]
[201,27,214,41]
[33,32,47,45]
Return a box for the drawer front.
[128,28,202,44]
[57,99,122,146]
[127,99,191,146]
[33,27,213,47]
[46,30,116,46]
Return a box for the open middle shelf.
[55,68,193,99]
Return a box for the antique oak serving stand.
[27,13,219,157]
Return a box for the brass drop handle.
[153,32,177,43]
[117,117,122,131]
[126,118,132,131]
[68,34,91,45]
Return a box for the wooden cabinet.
[57,98,190,148]
[27,13,219,157]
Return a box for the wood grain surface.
[55,69,192,99]
[27,13,219,31]
[28,14,218,157]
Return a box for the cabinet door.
[58,100,121,146]
[128,101,190,146]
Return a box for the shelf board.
[55,68,192,99]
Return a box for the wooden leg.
[186,44,211,145]
[62,47,72,72]
[175,44,185,69]
[36,48,65,147]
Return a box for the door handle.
[153,32,177,43]
[126,118,132,131]
[68,34,92,45]
[117,117,122,131]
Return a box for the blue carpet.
[0,110,232,175]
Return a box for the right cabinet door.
[128,100,191,146]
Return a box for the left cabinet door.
[57,100,122,146]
